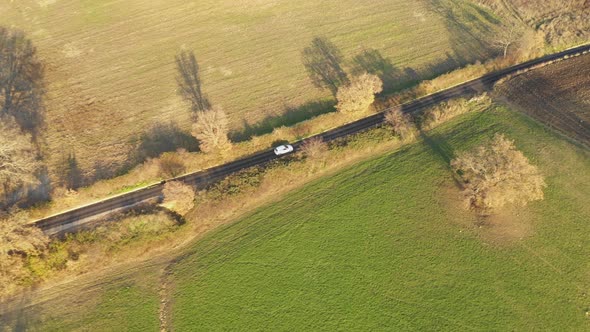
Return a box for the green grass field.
[3,106,588,330]
[1,271,161,331]
[38,284,160,331]
[169,107,590,330]
[1,0,499,175]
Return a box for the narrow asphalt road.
[33,43,590,236]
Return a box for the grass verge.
[170,107,590,330]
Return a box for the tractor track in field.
[32,43,590,236]
[495,54,590,147]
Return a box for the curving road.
[33,43,590,236]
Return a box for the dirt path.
[158,264,175,332]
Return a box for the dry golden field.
[1,0,499,178]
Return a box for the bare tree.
[493,23,523,58]
[384,108,417,141]
[336,73,383,114]
[191,105,231,153]
[0,27,45,136]
[302,37,349,96]
[451,133,546,213]
[176,50,210,115]
[162,181,195,215]
[300,137,328,161]
[0,117,41,202]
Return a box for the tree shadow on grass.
[301,37,349,96]
[130,122,199,164]
[420,131,455,164]
[229,99,336,142]
[427,0,499,62]
[0,289,42,331]
[351,48,421,94]
[418,130,464,188]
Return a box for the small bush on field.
[384,108,417,141]
[24,211,179,288]
[192,106,232,154]
[336,73,383,114]
[159,152,187,178]
[300,137,329,173]
[292,122,312,139]
[0,210,49,295]
[451,133,546,213]
[0,117,43,206]
[206,167,265,201]
[162,181,195,215]
[300,137,328,161]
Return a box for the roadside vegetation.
[0,90,488,298]
[0,27,47,208]
[1,0,502,183]
[1,0,589,327]
[2,47,588,301]
[4,105,588,330]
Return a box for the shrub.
[419,95,491,130]
[451,133,546,213]
[0,210,49,294]
[192,106,232,153]
[336,73,383,114]
[162,181,195,215]
[300,137,329,161]
[384,108,417,141]
[0,117,42,204]
[159,153,186,178]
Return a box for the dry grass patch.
[438,183,534,246]
[1,0,500,179]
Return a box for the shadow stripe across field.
[33,43,590,236]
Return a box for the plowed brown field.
[496,54,590,146]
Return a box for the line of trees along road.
[0,27,51,294]
[0,27,47,209]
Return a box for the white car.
[273,144,294,156]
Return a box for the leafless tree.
[176,50,210,115]
[336,73,382,114]
[300,137,328,161]
[191,106,231,153]
[302,37,349,96]
[451,133,546,213]
[493,23,523,58]
[384,108,417,141]
[0,27,45,136]
[0,117,41,202]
